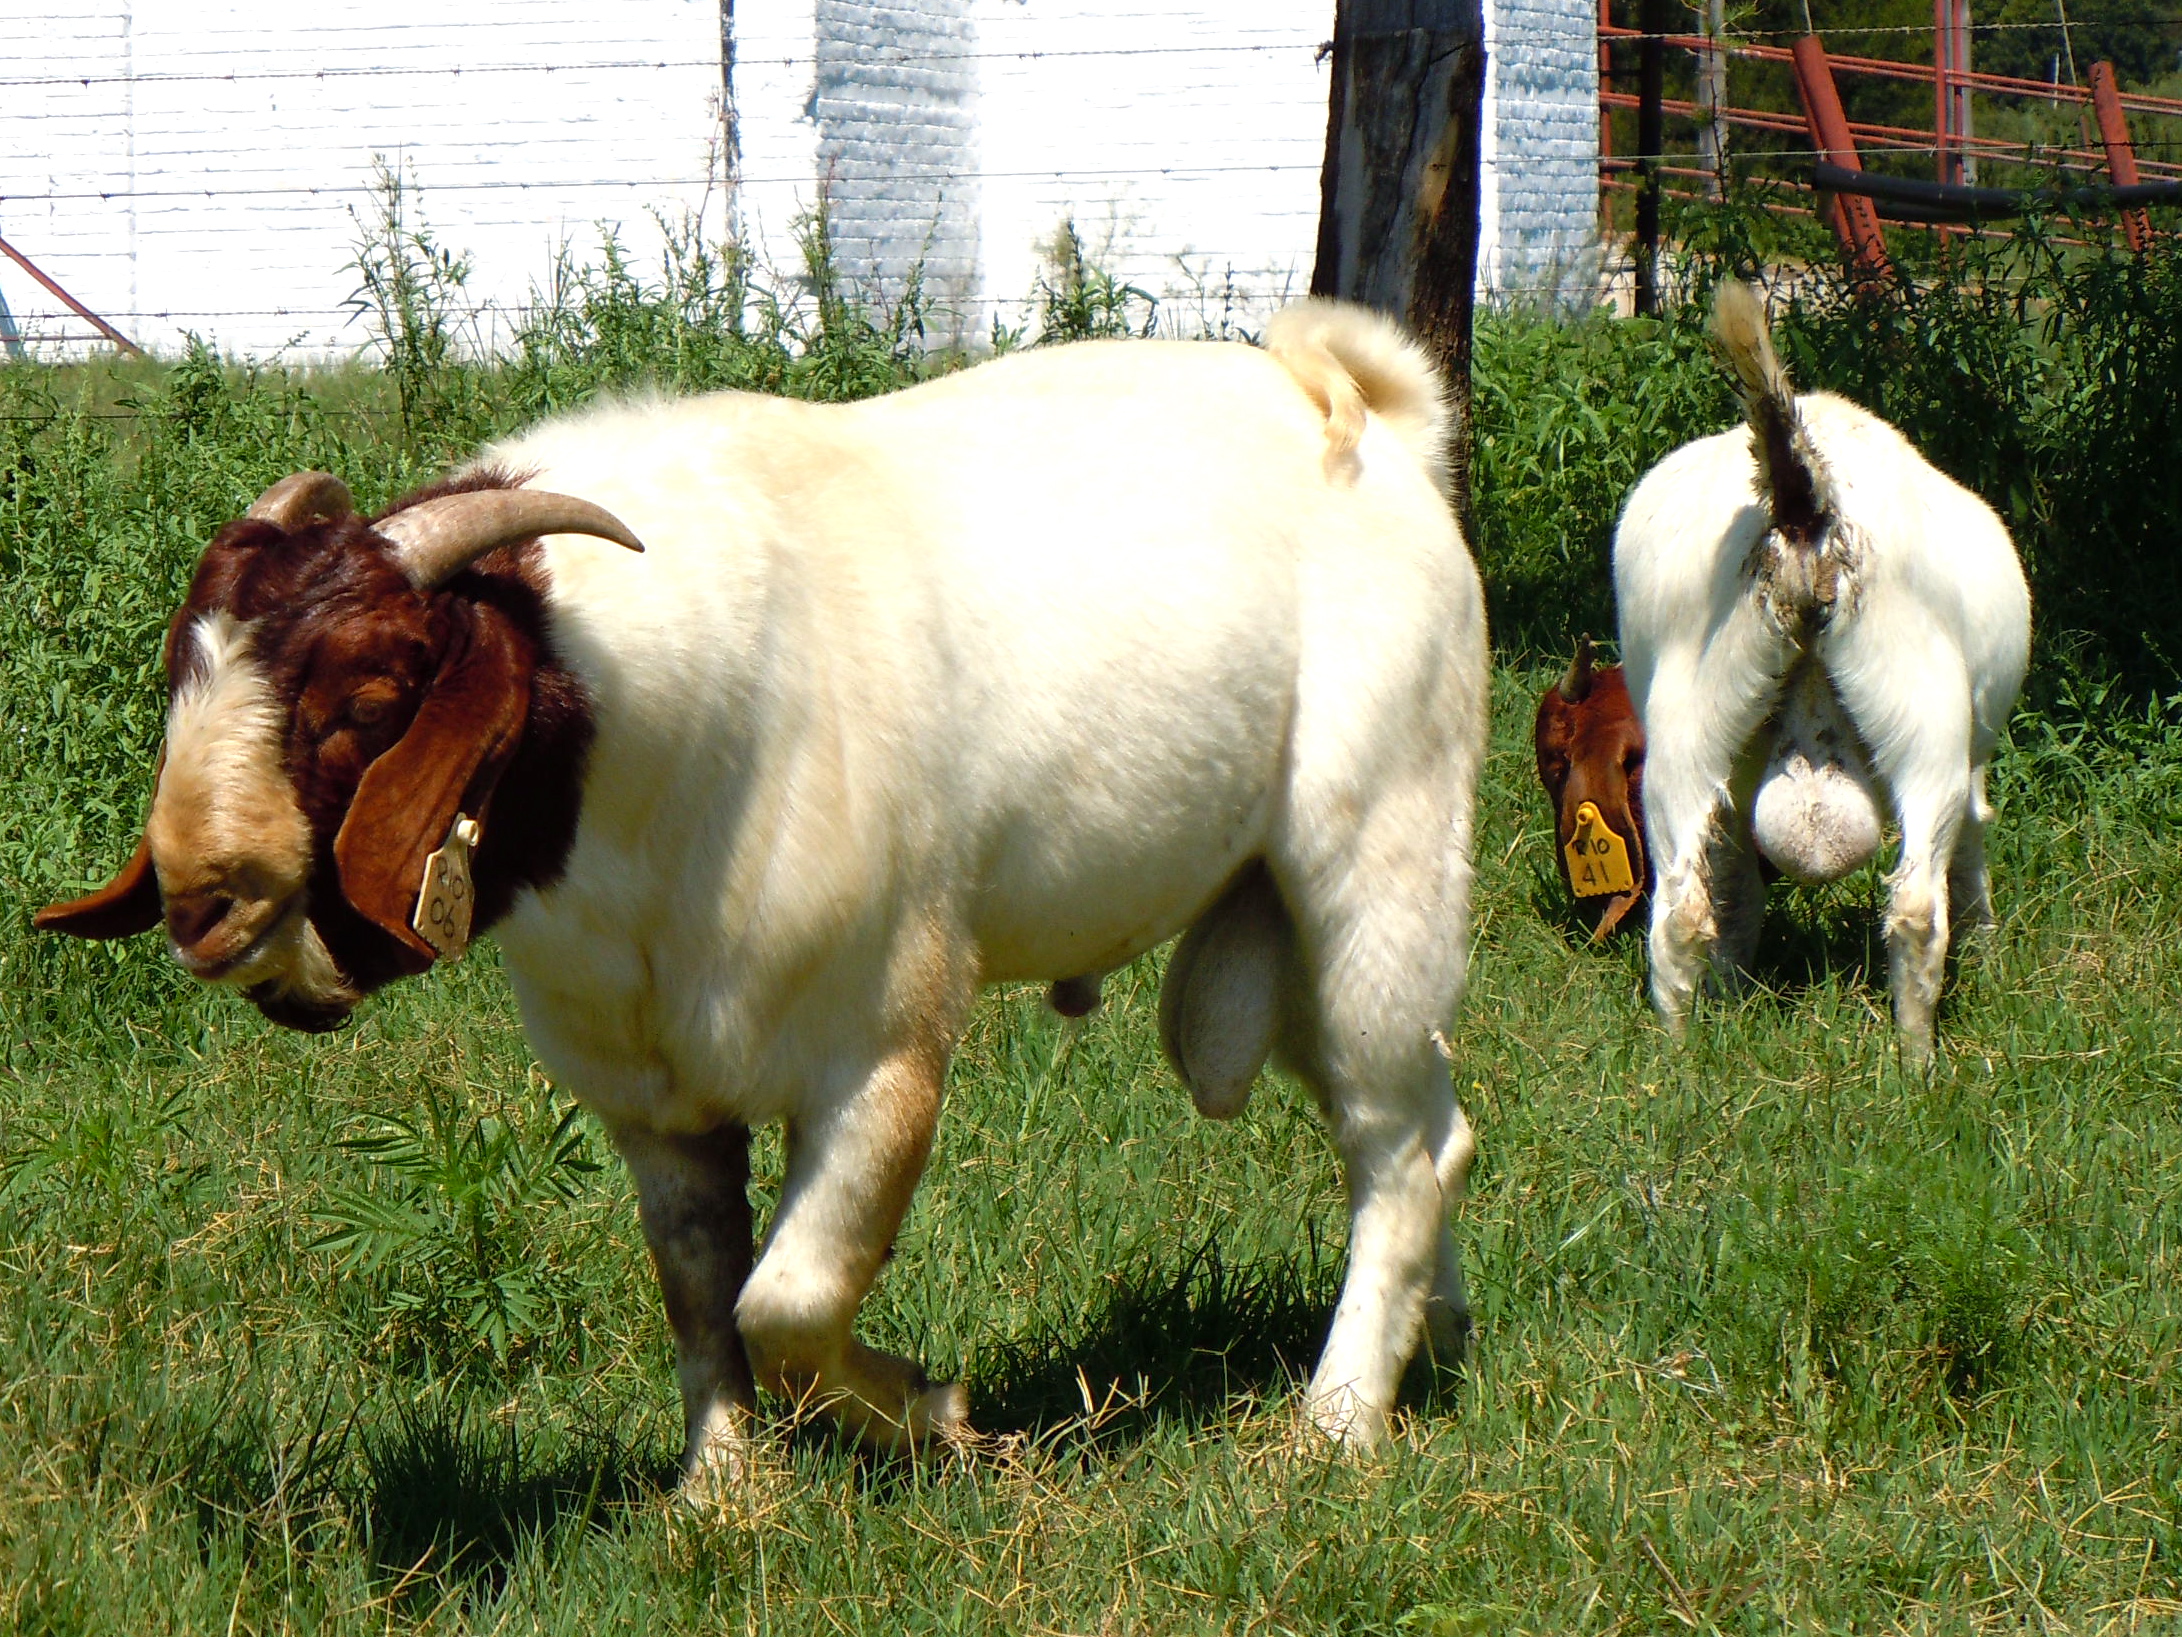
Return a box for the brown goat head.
[35,470,640,1032]
[1533,635,1650,940]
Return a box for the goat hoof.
[913,1380,973,1447]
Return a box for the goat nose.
[166,892,236,951]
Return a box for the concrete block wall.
[813,0,979,332]
[1480,0,1600,303]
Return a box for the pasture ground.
[5,231,2181,1631]
[4,662,2178,1634]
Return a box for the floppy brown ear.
[334,616,532,966]
[35,830,163,939]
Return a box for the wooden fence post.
[1791,37,1894,281]
[2088,61,2152,252]
[1313,0,1487,527]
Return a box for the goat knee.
[734,1259,853,1397]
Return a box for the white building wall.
[0,0,727,358]
[729,0,823,284]
[966,5,1331,337]
[0,0,1600,360]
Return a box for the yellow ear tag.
[412,815,482,960]
[1564,801,1636,897]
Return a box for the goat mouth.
[174,899,303,983]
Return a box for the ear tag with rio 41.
[412,815,482,960]
[1564,801,1636,897]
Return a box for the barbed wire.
[0,37,1330,91]
[9,136,2182,216]
[6,19,2178,94]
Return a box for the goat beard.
[240,912,362,1033]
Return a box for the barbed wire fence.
[2,21,2178,362]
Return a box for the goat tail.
[1710,280,1836,535]
[1263,298,1451,486]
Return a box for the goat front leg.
[734,1047,965,1452]
[612,1121,758,1496]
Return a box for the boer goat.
[1533,635,1648,939]
[1613,282,2029,1056]
[37,301,1488,1478]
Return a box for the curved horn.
[374,490,645,590]
[1558,634,1595,703]
[246,471,355,529]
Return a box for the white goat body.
[1614,285,2029,1053]
[467,306,1487,1466]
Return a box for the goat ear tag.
[1565,801,1636,897]
[412,815,482,960]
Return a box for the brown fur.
[1533,639,1650,939]
[37,469,594,1031]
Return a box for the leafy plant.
[1031,219,1160,344]
[344,159,488,453]
[315,1090,604,1372]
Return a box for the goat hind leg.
[1276,841,1471,1445]
[1885,783,1966,1061]
[1948,767,1996,934]
[734,1049,964,1453]
[1420,1094,1478,1368]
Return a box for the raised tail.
[1710,280,1835,542]
[1263,298,1451,486]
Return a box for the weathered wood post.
[1312,0,1487,532]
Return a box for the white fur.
[147,614,354,1012]
[464,307,1487,1462]
[1615,390,2030,1056]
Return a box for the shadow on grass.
[359,1400,671,1592]
[1744,877,1884,999]
[964,1239,1467,1454]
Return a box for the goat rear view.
[1613,282,2030,1057]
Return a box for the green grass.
[5,233,2182,1630]
[5,663,2180,1632]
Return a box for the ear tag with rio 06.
[412,815,482,960]
[1564,801,1636,897]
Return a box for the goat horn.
[247,471,355,529]
[374,490,645,590]
[1559,634,1595,702]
